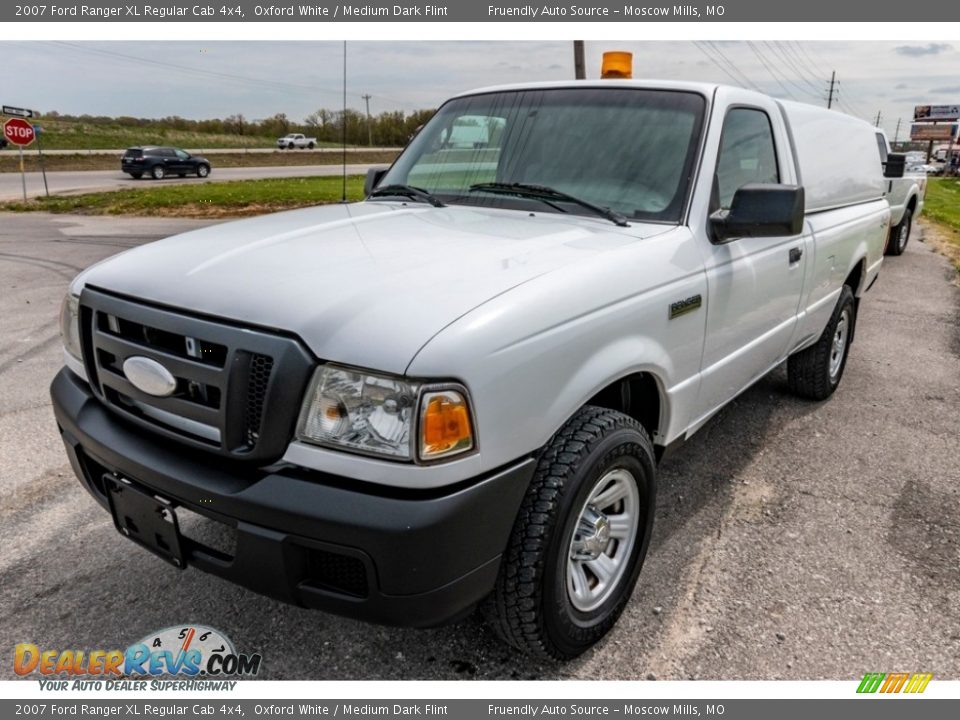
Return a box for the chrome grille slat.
[99,372,222,426]
[93,330,226,388]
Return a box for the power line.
[45,41,421,111]
[793,41,831,80]
[769,41,824,94]
[698,41,764,92]
[756,41,824,101]
[834,81,873,120]
[693,41,755,90]
[708,42,765,91]
[745,42,797,100]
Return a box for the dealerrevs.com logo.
[15,625,262,690]
[857,673,933,694]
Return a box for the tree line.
[40,108,437,146]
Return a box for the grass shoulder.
[920,178,960,276]
[0,176,367,218]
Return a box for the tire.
[787,285,856,400]
[307,142,315,149]
[150,165,165,180]
[483,406,657,660]
[886,207,913,256]
[287,142,294,150]
[197,164,210,178]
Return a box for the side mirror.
[364,167,389,196]
[710,184,805,244]
[883,153,906,179]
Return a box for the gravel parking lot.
[1,212,957,680]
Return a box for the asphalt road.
[33,147,402,156]
[0,164,376,201]
[1,212,958,680]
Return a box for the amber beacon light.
[601,51,633,79]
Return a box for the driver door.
[693,102,808,421]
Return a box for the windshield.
[379,87,706,223]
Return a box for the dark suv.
[122,147,212,180]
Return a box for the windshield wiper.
[468,182,629,227]
[369,184,445,208]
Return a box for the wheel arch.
[906,192,918,213]
[843,256,866,344]
[584,372,664,450]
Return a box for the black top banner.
[4,0,959,22]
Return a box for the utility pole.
[826,70,836,109]
[893,118,901,144]
[574,41,585,80]
[361,93,373,147]
[874,110,882,128]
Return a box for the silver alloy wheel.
[198,165,209,178]
[829,308,850,380]
[566,468,640,613]
[898,215,910,251]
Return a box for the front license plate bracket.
[105,475,186,569]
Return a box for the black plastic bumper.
[51,368,535,627]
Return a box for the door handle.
[789,247,803,264]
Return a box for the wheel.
[307,142,315,149]
[197,164,210,178]
[787,285,856,400]
[287,142,294,149]
[886,207,913,256]
[128,173,142,179]
[150,165,165,180]
[483,406,657,660]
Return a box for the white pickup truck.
[876,130,926,256]
[276,132,316,149]
[52,80,901,660]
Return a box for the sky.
[1,40,958,140]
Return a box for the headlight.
[296,365,475,462]
[59,293,82,361]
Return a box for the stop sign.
[4,117,36,146]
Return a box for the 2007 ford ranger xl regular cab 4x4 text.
[52,81,905,660]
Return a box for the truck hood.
[76,202,668,374]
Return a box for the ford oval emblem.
[122,356,177,398]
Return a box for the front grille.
[80,286,314,463]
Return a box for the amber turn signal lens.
[420,390,474,459]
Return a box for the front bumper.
[51,368,535,627]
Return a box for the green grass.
[0,176,366,218]
[14,118,330,151]
[920,178,960,274]
[924,178,960,231]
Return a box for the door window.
[715,108,780,210]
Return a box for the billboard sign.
[910,123,958,141]
[913,104,960,122]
